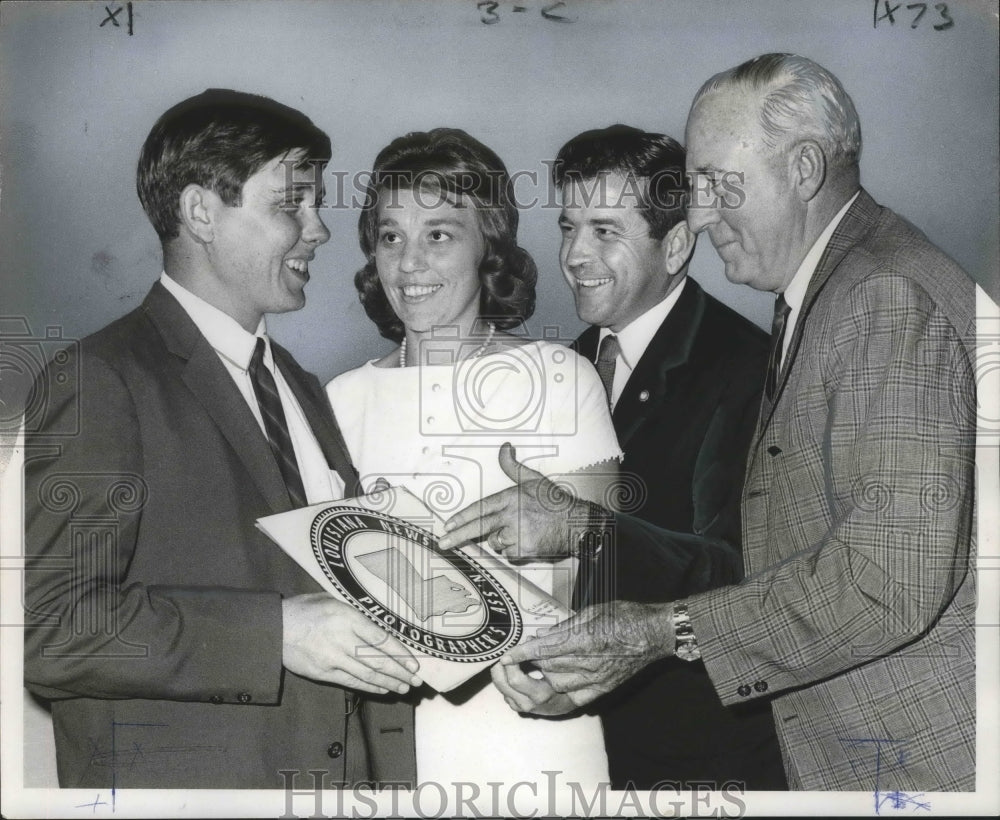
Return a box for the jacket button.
[754,680,768,692]
[327,742,344,758]
[737,684,752,697]
[209,695,223,705]
[237,692,252,704]
[638,390,650,402]
[767,445,782,456]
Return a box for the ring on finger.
[488,528,512,551]
[496,527,516,548]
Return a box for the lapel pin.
[638,390,650,402]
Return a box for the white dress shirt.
[779,191,860,367]
[598,277,687,410]
[160,272,344,503]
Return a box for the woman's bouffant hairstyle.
[355,128,537,342]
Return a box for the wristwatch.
[573,502,614,559]
[672,602,702,662]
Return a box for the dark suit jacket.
[23,283,416,789]
[574,278,786,789]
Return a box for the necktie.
[595,334,620,407]
[248,338,308,508]
[764,295,791,402]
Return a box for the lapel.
[574,324,600,364]
[140,282,293,514]
[611,279,705,449]
[755,188,880,438]
[272,344,362,497]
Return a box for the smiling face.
[685,88,803,293]
[558,173,672,332]
[374,186,486,336]
[208,149,330,330]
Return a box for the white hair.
[693,53,862,170]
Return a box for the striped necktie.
[249,337,308,509]
[595,334,620,407]
[764,295,791,402]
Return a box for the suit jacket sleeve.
[23,348,285,704]
[690,272,976,706]
[576,513,742,609]
[577,288,764,606]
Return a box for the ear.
[178,184,219,244]
[791,140,826,202]
[663,220,696,276]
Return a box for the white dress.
[326,339,621,787]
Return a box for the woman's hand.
[491,657,578,716]
[367,477,392,494]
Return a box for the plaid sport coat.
[689,190,977,791]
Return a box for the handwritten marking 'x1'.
[100,6,122,27]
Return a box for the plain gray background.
[1,0,997,384]
[2,0,998,807]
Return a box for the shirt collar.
[599,278,687,370]
[781,191,860,314]
[159,271,268,370]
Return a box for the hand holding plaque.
[257,486,571,692]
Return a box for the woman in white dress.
[326,128,621,787]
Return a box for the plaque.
[256,487,570,691]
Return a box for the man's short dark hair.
[137,88,332,241]
[553,125,687,241]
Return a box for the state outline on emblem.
[309,505,524,663]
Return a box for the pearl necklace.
[398,322,496,368]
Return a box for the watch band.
[573,502,614,560]
[672,602,702,662]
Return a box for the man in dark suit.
[553,126,785,789]
[23,89,420,789]
[445,54,976,791]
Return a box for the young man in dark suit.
[552,126,785,789]
[23,89,420,789]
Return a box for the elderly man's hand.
[438,442,590,559]
[499,601,676,707]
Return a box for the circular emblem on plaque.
[309,506,522,663]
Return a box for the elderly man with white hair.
[442,53,977,791]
